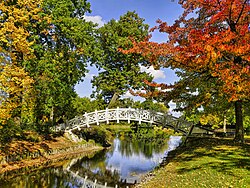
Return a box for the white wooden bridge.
[54,107,193,135]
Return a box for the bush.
[0,120,23,146]
[78,126,113,147]
[22,131,43,142]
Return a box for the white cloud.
[83,15,105,27]
[140,65,166,80]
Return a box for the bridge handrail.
[54,107,192,135]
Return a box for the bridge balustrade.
[54,107,192,135]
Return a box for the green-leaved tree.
[91,11,153,105]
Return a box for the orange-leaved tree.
[124,0,250,142]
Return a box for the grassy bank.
[136,137,250,188]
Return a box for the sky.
[74,0,184,115]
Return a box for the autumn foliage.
[0,0,44,125]
[0,65,34,124]
[128,0,249,100]
[124,0,250,142]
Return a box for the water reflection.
[0,167,82,188]
[0,136,182,188]
[70,136,182,186]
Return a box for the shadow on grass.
[162,138,250,177]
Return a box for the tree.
[0,0,45,126]
[0,65,34,125]
[91,11,153,104]
[138,99,169,113]
[125,0,250,142]
[22,0,99,130]
[0,0,100,136]
[72,96,105,116]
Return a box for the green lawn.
[136,137,250,188]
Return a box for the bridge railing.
[53,107,192,135]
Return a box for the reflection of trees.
[71,164,121,187]
[0,150,124,188]
[73,150,107,171]
[68,134,169,186]
[118,138,153,158]
[119,128,169,158]
[119,139,134,157]
[119,138,167,158]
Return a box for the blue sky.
[75,0,184,114]
[85,0,183,42]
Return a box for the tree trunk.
[108,92,119,108]
[234,100,244,143]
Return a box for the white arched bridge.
[54,107,193,136]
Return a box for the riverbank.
[135,137,250,188]
[0,135,104,175]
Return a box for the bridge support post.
[150,110,154,126]
[105,108,109,124]
[150,119,153,126]
[174,121,180,133]
[128,107,131,124]
[94,179,97,187]
[65,120,69,129]
[182,123,195,146]
[84,112,90,128]
[116,107,119,123]
[139,108,142,124]
[95,110,99,125]
[83,176,87,187]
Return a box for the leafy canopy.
[127,0,250,102]
[91,11,153,104]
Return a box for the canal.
[0,135,182,188]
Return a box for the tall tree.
[23,0,99,129]
[125,0,250,142]
[91,11,153,104]
[0,0,45,125]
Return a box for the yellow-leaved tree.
[0,65,34,125]
[0,0,43,127]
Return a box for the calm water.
[0,136,182,188]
